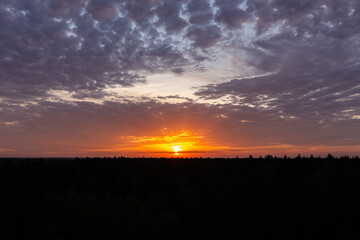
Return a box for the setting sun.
[171,145,182,155]
[105,130,227,157]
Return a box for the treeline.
[1,156,360,239]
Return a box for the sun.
[171,145,182,155]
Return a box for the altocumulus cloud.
[1,0,360,156]
[0,0,193,99]
[196,0,360,138]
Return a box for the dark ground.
[1,155,360,239]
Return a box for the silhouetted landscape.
[2,0,360,238]
[1,155,360,239]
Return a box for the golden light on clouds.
[85,129,234,157]
[127,130,202,144]
[123,130,211,155]
[85,129,360,158]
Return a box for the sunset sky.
[0,0,360,157]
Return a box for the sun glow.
[116,130,219,156]
[86,129,243,157]
[171,145,182,155]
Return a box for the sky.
[0,0,360,157]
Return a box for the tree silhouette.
[0,155,359,239]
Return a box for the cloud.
[0,0,194,100]
[1,0,360,156]
[1,99,360,156]
[186,24,222,48]
[186,0,214,25]
[86,0,116,20]
[171,68,185,75]
[214,0,252,28]
[155,0,188,33]
[196,0,360,136]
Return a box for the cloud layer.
[1,99,359,156]
[1,0,360,156]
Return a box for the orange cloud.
[87,130,231,156]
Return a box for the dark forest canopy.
[1,156,360,239]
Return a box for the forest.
[1,155,360,239]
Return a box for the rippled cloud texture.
[1,0,359,156]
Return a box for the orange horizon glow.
[67,130,360,158]
[77,129,236,157]
[122,130,222,156]
[2,141,360,158]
